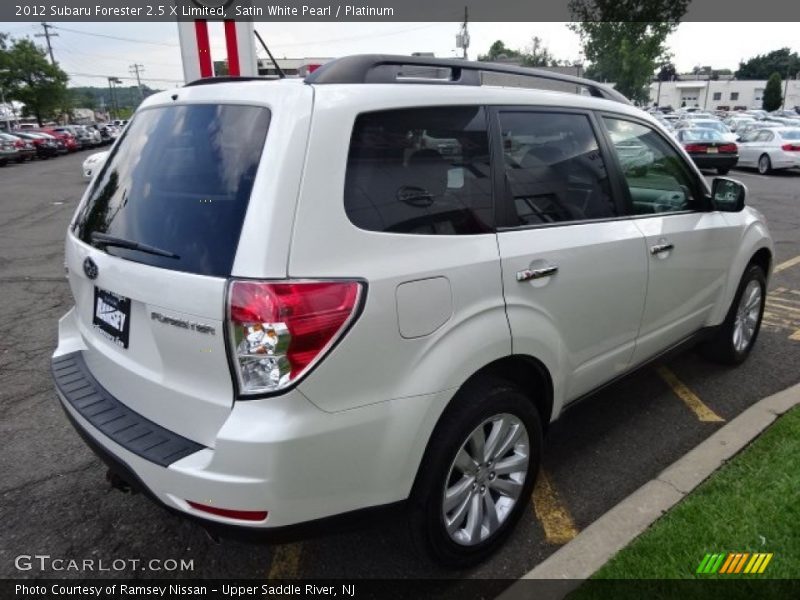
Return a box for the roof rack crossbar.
[305,55,630,105]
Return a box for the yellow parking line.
[266,543,303,579]
[532,470,578,545]
[774,255,800,274]
[656,367,725,423]
[766,300,800,315]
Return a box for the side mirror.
[711,177,746,212]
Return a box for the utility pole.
[129,63,145,102]
[35,22,59,65]
[456,7,470,60]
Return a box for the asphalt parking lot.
[1,153,799,585]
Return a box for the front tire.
[410,377,543,567]
[717,167,730,175]
[701,264,766,365]
[758,154,772,175]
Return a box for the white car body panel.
[53,76,775,531]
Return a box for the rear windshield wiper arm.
[90,232,180,259]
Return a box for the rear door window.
[344,106,493,235]
[498,111,616,226]
[73,104,270,277]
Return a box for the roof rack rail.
[305,54,630,105]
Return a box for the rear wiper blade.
[90,232,180,259]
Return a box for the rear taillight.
[228,280,363,395]
[781,143,800,151]
[14,140,23,148]
[719,144,738,153]
[684,143,707,153]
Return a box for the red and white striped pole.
[177,19,257,82]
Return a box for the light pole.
[783,65,791,111]
[107,77,122,120]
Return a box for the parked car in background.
[86,126,103,147]
[14,132,59,158]
[51,126,84,150]
[764,116,800,127]
[31,129,74,153]
[82,150,109,179]
[737,128,800,174]
[675,128,739,174]
[736,121,782,140]
[679,111,716,120]
[770,110,800,119]
[742,109,768,120]
[677,119,737,142]
[0,136,19,166]
[0,133,36,162]
[724,116,756,133]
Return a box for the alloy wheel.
[441,413,529,546]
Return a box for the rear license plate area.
[92,287,131,349]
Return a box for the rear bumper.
[52,308,447,534]
[689,154,738,170]
[771,152,800,170]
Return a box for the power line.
[51,25,179,48]
[34,22,59,65]
[54,38,180,68]
[65,71,183,84]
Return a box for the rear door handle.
[650,243,674,255]
[516,265,558,282]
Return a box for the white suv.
[53,56,773,566]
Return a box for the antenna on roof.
[253,29,286,79]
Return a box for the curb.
[500,382,800,600]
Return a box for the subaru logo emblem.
[83,257,98,280]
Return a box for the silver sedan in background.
[737,128,800,174]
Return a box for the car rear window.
[73,104,270,277]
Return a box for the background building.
[649,79,800,110]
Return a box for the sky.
[2,21,799,89]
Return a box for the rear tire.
[757,154,772,175]
[700,264,766,365]
[409,377,543,568]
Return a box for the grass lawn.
[587,406,800,581]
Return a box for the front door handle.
[650,243,674,255]
[517,265,559,282]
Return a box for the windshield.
[73,103,271,277]
[779,130,800,140]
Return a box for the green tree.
[2,37,69,125]
[521,37,556,67]
[736,48,800,80]
[569,0,691,104]
[478,40,522,62]
[762,72,783,111]
[479,37,567,68]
